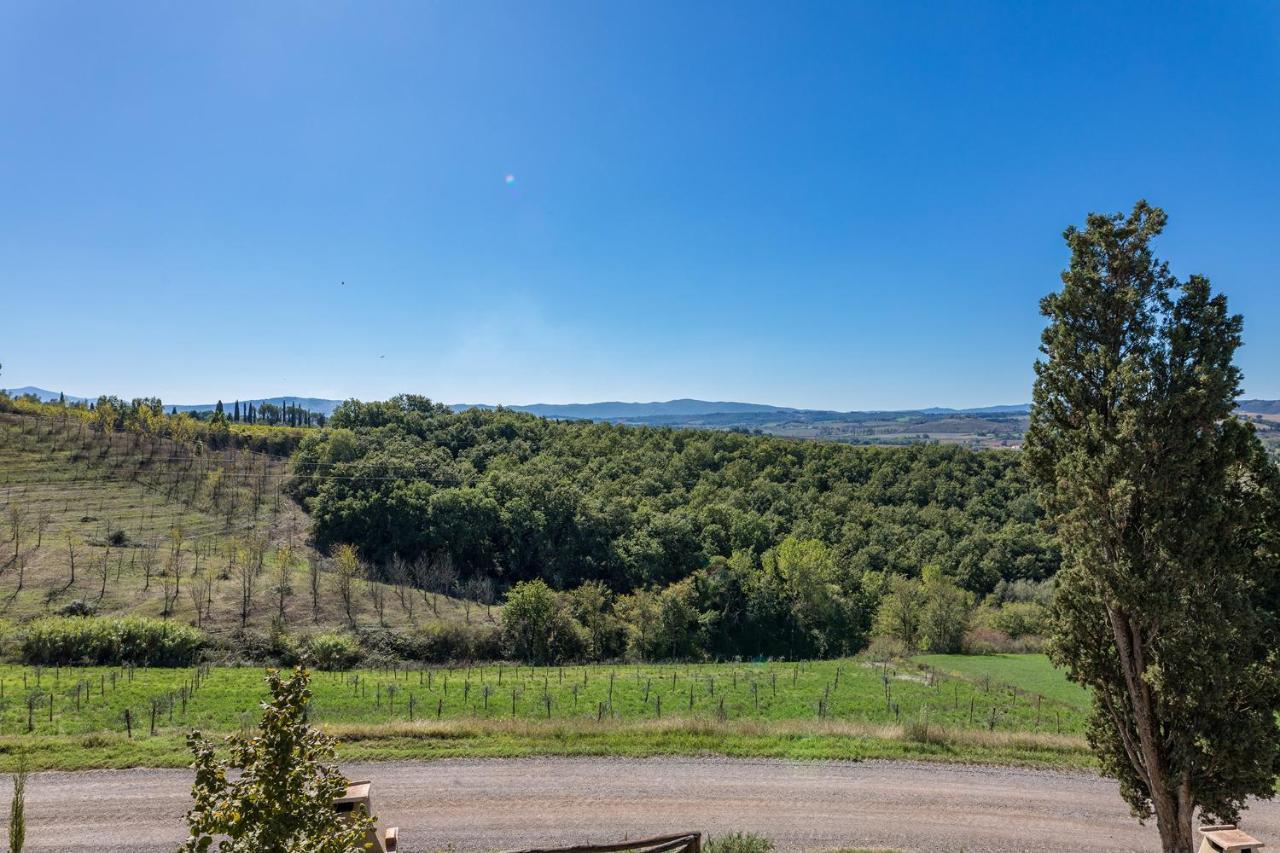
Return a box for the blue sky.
[2,2,1278,409]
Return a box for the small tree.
[387,556,416,623]
[273,545,294,624]
[872,575,927,649]
[230,544,259,629]
[333,545,360,627]
[918,567,971,653]
[421,555,458,616]
[7,504,23,566]
[1025,201,1280,852]
[307,556,321,622]
[65,534,75,586]
[188,572,214,628]
[365,575,386,627]
[182,667,375,852]
[33,511,50,550]
[502,579,585,664]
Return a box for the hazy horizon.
[5,382,1043,413]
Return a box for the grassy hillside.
[913,653,1090,709]
[0,412,474,645]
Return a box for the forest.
[286,395,1059,659]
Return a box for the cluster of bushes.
[870,573,1052,654]
[22,616,205,666]
[210,622,503,669]
[964,579,1052,653]
[500,535,877,664]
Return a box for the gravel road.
[19,757,1280,852]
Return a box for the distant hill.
[458,400,1036,419]
[2,386,91,404]
[455,398,796,419]
[1239,399,1280,415]
[920,404,1031,415]
[10,385,1278,431]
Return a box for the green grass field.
[913,654,1090,709]
[0,655,1092,771]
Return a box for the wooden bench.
[1199,825,1264,853]
[503,832,702,853]
[333,779,399,852]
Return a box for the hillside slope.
[0,413,475,646]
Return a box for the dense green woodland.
[292,396,1055,592]
[287,397,1057,658]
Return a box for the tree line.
[0,394,312,455]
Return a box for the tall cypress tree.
[1025,201,1280,852]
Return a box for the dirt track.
[19,757,1280,852]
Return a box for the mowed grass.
[0,656,1092,771]
[913,654,1090,710]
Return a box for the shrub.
[21,616,204,666]
[182,667,375,852]
[502,580,587,664]
[986,601,1048,639]
[8,757,27,853]
[706,833,774,853]
[209,628,303,666]
[306,632,362,670]
[962,625,1046,654]
[57,599,97,618]
[874,572,971,653]
[903,712,944,745]
[863,635,907,662]
[396,623,503,663]
[989,578,1054,607]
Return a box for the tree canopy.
[290,397,1057,604]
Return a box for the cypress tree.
[1025,201,1280,852]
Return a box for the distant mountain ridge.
[3,386,92,404]
[1239,399,1280,415]
[9,386,1279,420]
[453,398,796,419]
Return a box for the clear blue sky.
[2,2,1278,409]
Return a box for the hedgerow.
[21,616,204,666]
